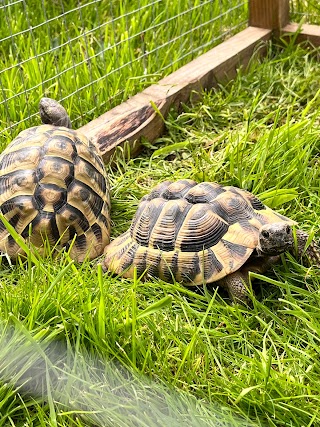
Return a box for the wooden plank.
[282,23,320,47]
[249,0,289,30]
[79,26,272,162]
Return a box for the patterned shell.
[0,125,111,261]
[103,179,295,285]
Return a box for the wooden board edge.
[79,26,272,163]
[282,23,320,47]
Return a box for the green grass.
[0,37,320,426]
[290,0,320,24]
[0,0,247,146]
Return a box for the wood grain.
[249,0,289,30]
[282,23,320,47]
[79,26,272,162]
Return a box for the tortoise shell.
[0,125,110,261]
[102,179,295,284]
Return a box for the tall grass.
[290,0,320,24]
[0,0,247,144]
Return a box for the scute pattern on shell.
[0,125,111,261]
[103,179,295,285]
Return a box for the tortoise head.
[257,223,294,256]
[39,97,72,129]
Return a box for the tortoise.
[102,179,320,304]
[0,97,110,261]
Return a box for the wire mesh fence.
[0,0,248,143]
[290,1,320,25]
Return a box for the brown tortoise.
[102,179,320,303]
[0,98,110,261]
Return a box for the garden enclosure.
[0,0,320,161]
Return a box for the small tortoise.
[102,179,320,303]
[0,98,110,261]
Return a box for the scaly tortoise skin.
[102,179,320,303]
[0,98,110,261]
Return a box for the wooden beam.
[79,26,272,162]
[282,23,320,47]
[249,0,289,30]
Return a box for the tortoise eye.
[261,230,269,239]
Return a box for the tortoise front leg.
[218,255,281,305]
[218,271,251,305]
[294,229,320,267]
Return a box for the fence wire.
[0,0,248,143]
[290,1,320,24]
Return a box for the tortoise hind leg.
[218,255,281,305]
[294,229,320,267]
